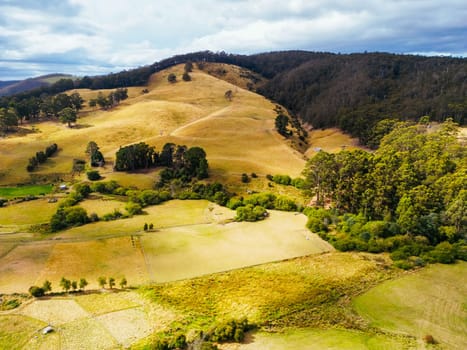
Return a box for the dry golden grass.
[141,210,333,283]
[75,292,140,316]
[96,307,153,347]
[0,199,59,226]
[0,314,46,350]
[59,317,118,349]
[0,64,305,186]
[78,198,126,217]
[35,236,148,291]
[305,128,365,158]
[0,244,51,293]
[19,299,89,325]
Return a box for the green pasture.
[354,262,467,349]
[0,184,53,199]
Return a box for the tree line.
[303,119,466,268]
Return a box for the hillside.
[0,74,73,97]
[0,64,305,187]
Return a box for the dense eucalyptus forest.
[303,118,466,268]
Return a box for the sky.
[1,0,466,80]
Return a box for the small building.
[59,184,67,191]
[42,325,54,334]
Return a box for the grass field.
[227,328,415,350]
[0,184,53,199]
[0,198,59,226]
[354,262,467,349]
[136,252,398,348]
[0,200,331,293]
[305,128,364,158]
[0,64,305,187]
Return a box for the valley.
[0,61,465,350]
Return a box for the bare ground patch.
[19,299,89,325]
[96,307,153,347]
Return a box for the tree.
[182,72,191,81]
[87,170,101,181]
[59,107,77,127]
[60,277,71,292]
[108,277,115,289]
[184,61,193,72]
[71,280,78,291]
[168,73,177,83]
[42,280,52,293]
[275,114,290,137]
[70,92,84,111]
[98,276,107,289]
[119,277,127,289]
[29,286,45,297]
[224,90,233,101]
[0,107,18,132]
[79,278,88,291]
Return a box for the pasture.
[0,200,331,293]
[229,328,415,350]
[0,64,305,187]
[354,262,467,349]
[0,184,53,199]
[305,128,363,158]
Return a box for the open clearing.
[0,198,59,226]
[142,210,333,282]
[222,328,414,350]
[354,262,467,349]
[0,200,331,293]
[305,128,363,157]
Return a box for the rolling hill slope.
[0,64,305,186]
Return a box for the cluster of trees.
[88,88,128,110]
[303,119,466,267]
[148,318,252,350]
[85,141,105,167]
[26,143,58,172]
[227,192,298,222]
[115,142,208,182]
[29,276,128,296]
[0,107,18,132]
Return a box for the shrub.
[125,201,143,216]
[272,174,292,185]
[235,204,267,222]
[29,286,45,297]
[209,319,250,343]
[424,335,436,344]
[86,170,101,181]
[241,173,249,183]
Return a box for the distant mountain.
[0,74,73,96]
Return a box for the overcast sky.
[1,0,466,80]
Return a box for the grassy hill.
[0,64,305,187]
[0,74,73,97]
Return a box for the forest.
[2,51,465,145]
[303,118,466,268]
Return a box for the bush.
[209,319,250,343]
[272,174,292,185]
[86,170,101,181]
[126,201,143,216]
[235,204,267,222]
[424,335,436,344]
[241,173,249,183]
[29,285,45,297]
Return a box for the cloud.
[0,0,466,80]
